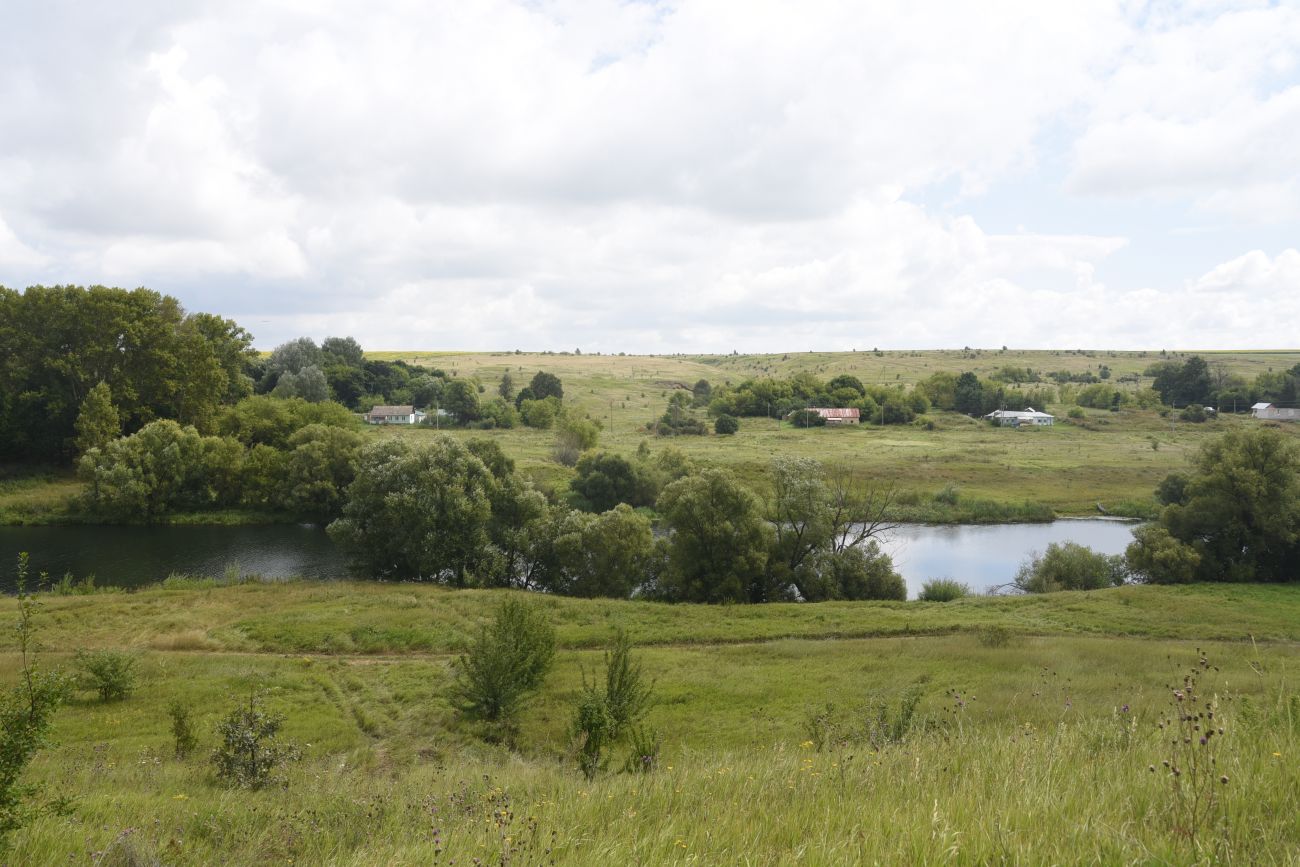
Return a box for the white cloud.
[0,2,1297,350]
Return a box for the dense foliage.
[1126,429,1300,583]
[0,285,255,462]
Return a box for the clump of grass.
[976,624,1018,648]
[919,579,970,602]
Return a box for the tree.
[1125,525,1201,585]
[801,544,906,601]
[953,372,984,416]
[442,379,480,423]
[261,337,324,392]
[451,598,555,731]
[498,371,515,402]
[327,436,516,584]
[529,371,564,401]
[1136,429,1300,583]
[320,336,364,366]
[714,414,739,435]
[691,379,712,407]
[540,505,656,598]
[218,395,356,449]
[73,382,120,455]
[270,365,330,402]
[570,452,657,512]
[278,424,365,521]
[826,374,866,397]
[1014,542,1126,592]
[656,469,772,603]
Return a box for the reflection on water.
[0,523,349,591]
[2,518,1140,598]
[882,519,1139,598]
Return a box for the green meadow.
[3,581,1299,864]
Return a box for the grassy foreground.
[2,581,1299,864]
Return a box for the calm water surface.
[1,519,1139,597]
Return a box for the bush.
[1014,542,1127,593]
[211,690,300,789]
[1,554,70,847]
[714,414,739,435]
[452,598,556,732]
[571,690,614,780]
[1067,407,1085,419]
[571,631,654,778]
[1179,404,1208,423]
[919,578,970,602]
[169,700,198,760]
[73,650,138,702]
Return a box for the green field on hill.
[2,581,1298,864]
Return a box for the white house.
[364,405,427,425]
[1251,402,1300,421]
[985,407,1055,427]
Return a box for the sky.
[1,0,1299,353]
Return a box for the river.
[0,519,1139,597]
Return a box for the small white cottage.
[985,407,1055,427]
[364,405,427,425]
[1251,402,1300,421]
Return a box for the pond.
[0,518,1140,597]
[882,519,1138,598]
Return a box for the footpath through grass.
[3,582,1300,863]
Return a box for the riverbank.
[3,580,1298,863]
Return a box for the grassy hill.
[2,581,1299,863]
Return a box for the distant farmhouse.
[365,404,427,425]
[809,407,861,425]
[985,407,1055,427]
[1251,402,1300,421]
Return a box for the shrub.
[1015,542,1127,593]
[73,650,138,702]
[169,700,198,760]
[1179,404,1208,423]
[622,726,662,774]
[452,598,556,732]
[1067,407,1085,419]
[1,554,70,847]
[976,624,1016,648]
[714,414,739,435]
[919,578,970,602]
[571,689,614,780]
[788,409,827,428]
[211,690,300,789]
[571,631,654,778]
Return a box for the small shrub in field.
[1,554,70,847]
[919,578,970,602]
[570,630,654,778]
[977,624,1017,648]
[1015,542,1127,592]
[714,414,739,435]
[168,700,198,760]
[621,726,661,774]
[212,690,300,789]
[932,484,960,506]
[452,598,556,733]
[571,690,614,780]
[863,680,927,749]
[74,649,137,702]
[1068,407,1085,419]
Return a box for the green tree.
[451,598,555,730]
[327,437,503,583]
[260,337,324,392]
[1125,525,1201,585]
[541,505,656,598]
[656,469,772,603]
[218,396,356,449]
[271,365,330,402]
[279,424,365,521]
[529,371,564,401]
[73,382,120,455]
[953,372,984,416]
[442,379,480,423]
[498,371,515,402]
[1140,429,1300,582]
[714,414,739,435]
[1014,542,1127,592]
[570,452,657,512]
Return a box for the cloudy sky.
[2,0,1299,352]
